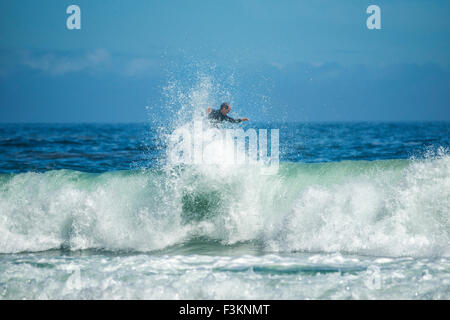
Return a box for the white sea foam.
[0,253,448,299]
[0,154,448,257]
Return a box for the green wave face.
[0,156,449,257]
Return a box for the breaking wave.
[0,151,448,257]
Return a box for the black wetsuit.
[207,109,242,124]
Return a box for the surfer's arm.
[224,116,242,123]
[224,116,248,123]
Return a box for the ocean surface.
[0,121,449,299]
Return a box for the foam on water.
[0,253,448,299]
[0,152,448,257]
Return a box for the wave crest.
[0,155,449,257]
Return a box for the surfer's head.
[220,102,231,115]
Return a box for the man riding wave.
[206,102,248,124]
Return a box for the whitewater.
[0,156,449,257]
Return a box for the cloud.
[123,58,157,77]
[20,49,110,75]
[0,49,163,78]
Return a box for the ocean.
[0,121,449,299]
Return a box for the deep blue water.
[0,122,448,173]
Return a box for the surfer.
[206,102,248,124]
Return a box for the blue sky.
[0,0,449,122]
